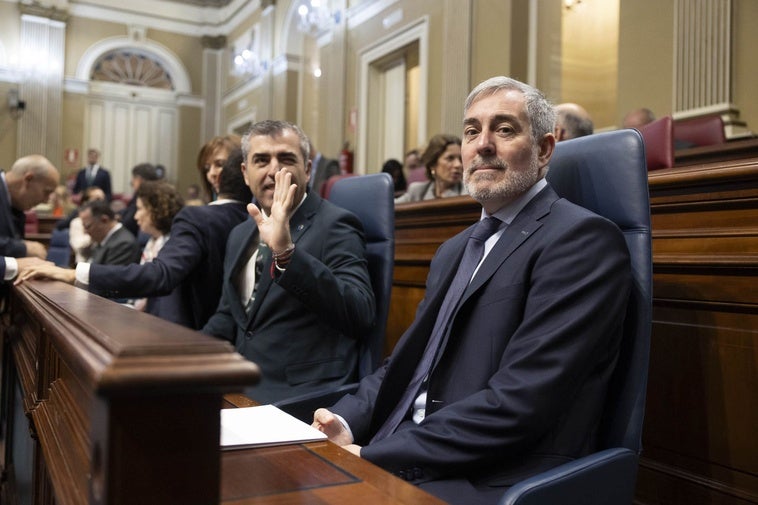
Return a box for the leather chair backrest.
[328,173,395,377]
[320,174,355,199]
[546,129,652,453]
[674,114,726,147]
[46,228,71,267]
[638,115,674,170]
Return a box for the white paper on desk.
[220,404,327,449]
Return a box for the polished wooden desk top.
[221,395,446,504]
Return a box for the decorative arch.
[76,36,191,94]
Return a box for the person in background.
[47,185,76,218]
[72,148,112,201]
[404,149,426,184]
[394,134,467,204]
[308,141,341,196]
[381,158,408,197]
[125,180,184,313]
[554,102,594,141]
[119,163,161,237]
[20,149,252,330]
[202,120,374,403]
[1,154,60,260]
[197,135,241,202]
[80,200,140,266]
[184,184,204,206]
[622,107,655,129]
[69,186,107,263]
[311,76,631,505]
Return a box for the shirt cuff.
[4,257,18,281]
[332,413,355,444]
[75,262,91,286]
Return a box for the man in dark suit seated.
[311,77,632,505]
[202,120,375,404]
[17,153,252,330]
[72,148,112,201]
[79,200,140,266]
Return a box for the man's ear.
[538,133,556,166]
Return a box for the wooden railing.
[389,138,758,505]
[0,281,260,505]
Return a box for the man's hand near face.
[248,170,298,254]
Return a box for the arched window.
[90,50,174,90]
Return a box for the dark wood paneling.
[0,281,260,505]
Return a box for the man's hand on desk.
[342,444,362,456]
[312,408,359,454]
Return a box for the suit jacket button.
[413,468,423,479]
[397,470,406,480]
[245,331,253,340]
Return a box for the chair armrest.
[499,448,639,505]
[274,383,359,423]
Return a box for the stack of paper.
[220,404,327,449]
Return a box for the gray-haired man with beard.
[312,76,632,505]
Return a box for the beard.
[464,155,541,204]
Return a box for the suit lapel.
[463,186,557,299]
[428,186,558,372]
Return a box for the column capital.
[19,1,69,23]
[202,35,227,50]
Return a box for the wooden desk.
[0,281,443,505]
[220,395,445,504]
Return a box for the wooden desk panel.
[220,397,445,505]
[221,443,445,505]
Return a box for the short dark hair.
[241,120,310,164]
[218,147,253,203]
[131,163,160,181]
[82,199,115,221]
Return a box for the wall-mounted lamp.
[7,89,26,119]
[297,0,335,35]
[564,0,583,10]
[233,47,264,77]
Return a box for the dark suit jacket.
[119,197,139,236]
[89,226,140,266]
[331,184,632,505]
[311,155,341,195]
[88,202,248,329]
[203,192,375,404]
[0,176,27,257]
[73,166,112,201]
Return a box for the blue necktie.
[371,216,502,443]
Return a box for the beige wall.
[617,0,675,126]
[733,0,758,132]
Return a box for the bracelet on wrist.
[270,244,295,275]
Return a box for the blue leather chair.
[500,129,652,504]
[46,228,71,267]
[275,173,395,421]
